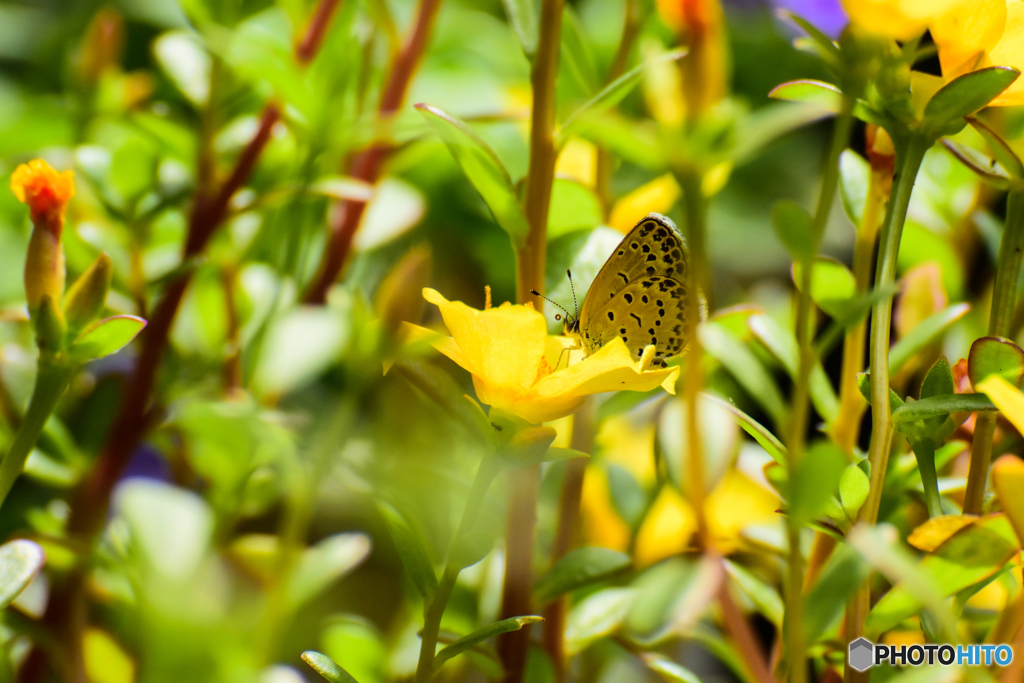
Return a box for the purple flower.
[769,0,849,38]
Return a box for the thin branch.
[303,0,444,304]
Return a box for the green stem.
[415,457,500,683]
[0,360,69,509]
[785,103,854,683]
[913,441,943,518]
[860,134,929,527]
[844,134,929,683]
[676,167,710,545]
[964,189,1024,515]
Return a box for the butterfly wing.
[577,213,690,363]
[582,213,687,307]
[579,276,689,365]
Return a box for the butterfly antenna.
[566,270,579,320]
[529,289,572,322]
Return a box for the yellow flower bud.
[658,0,730,118]
[13,159,74,320]
[24,225,65,316]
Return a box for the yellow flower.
[11,159,75,233]
[932,0,1024,106]
[842,0,970,40]
[416,288,679,424]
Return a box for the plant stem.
[0,360,69,509]
[516,0,563,307]
[499,2,562,679]
[676,166,710,546]
[844,134,929,683]
[912,441,943,518]
[305,0,444,304]
[832,159,891,453]
[717,558,778,683]
[542,399,595,681]
[784,104,853,683]
[595,0,642,211]
[964,189,1024,514]
[415,457,500,683]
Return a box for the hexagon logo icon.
[848,637,875,672]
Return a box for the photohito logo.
[848,638,1014,671]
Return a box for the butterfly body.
[565,213,690,367]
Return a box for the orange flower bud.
[657,0,730,117]
[11,159,75,235]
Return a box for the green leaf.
[286,533,371,609]
[558,50,686,142]
[968,336,1024,387]
[377,503,438,601]
[865,515,1018,635]
[606,464,648,527]
[772,200,814,263]
[0,539,44,610]
[942,139,1012,189]
[922,66,1020,137]
[534,547,632,604]
[856,372,904,412]
[644,654,703,683]
[839,150,870,228]
[548,178,603,238]
[788,442,847,528]
[970,116,1024,178]
[501,0,538,57]
[565,587,636,655]
[768,79,885,125]
[803,543,871,640]
[498,426,563,465]
[792,258,856,319]
[776,10,840,64]
[839,463,870,517]
[747,314,839,425]
[891,394,996,424]
[699,322,789,427]
[723,560,784,626]
[118,480,214,578]
[559,6,598,97]
[435,616,543,667]
[888,303,971,374]
[449,531,495,570]
[70,315,147,362]
[702,394,787,465]
[302,651,360,683]
[416,104,529,246]
[920,357,955,399]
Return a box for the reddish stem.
[69,103,280,536]
[296,0,342,64]
[303,0,443,304]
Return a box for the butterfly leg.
[556,343,584,370]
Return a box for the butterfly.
[534,212,690,368]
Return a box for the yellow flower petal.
[706,469,780,552]
[555,139,597,187]
[843,0,971,39]
[608,174,681,233]
[977,375,1024,434]
[636,486,697,566]
[423,287,547,404]
[932,0,1007,79]
[986,0,1024,106]
[421,289,679,423]
[580,466,632,551]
